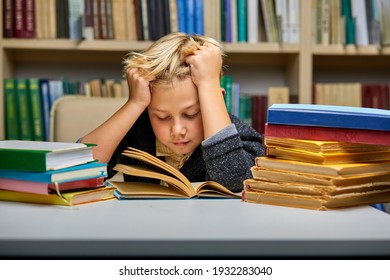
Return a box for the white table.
[1,199,390,257]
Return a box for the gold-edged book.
[242,185,390,211]
[110,148,240,199]
[264,137,390,164]
[255,156,390,177]
[0,186,116,206]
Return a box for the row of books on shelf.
[3,77,129,141]
[312,0,390,47]
[2,0,301,44]
[243,103,390,212]
[312,82,390,109]
[0,140,115,206]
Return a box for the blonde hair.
[123,32,225,88]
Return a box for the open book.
[109,148,240,199]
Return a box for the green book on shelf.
[15,79,33,140]
[0,140,96,172]
[4,79,20,140]
[28,78,45,141]
[221,75,233,113]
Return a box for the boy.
[81,32,264,192]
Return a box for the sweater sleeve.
[201,116,264,192]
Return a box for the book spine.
[28,78,45,141]
[4,79,20,140]
[194,0,204,35]
[185,0,195,34]
[221,75,233,113]
[3,0,14,37]
[16,79,34,140]
[39,79,51,141]
[13,0,25,38]
[237,0,248,42]
[24,0,35,38]
[267,106,390,131]
[264,123,390,146]
[68,0,84,40]
[176,0,186,33]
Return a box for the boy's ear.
[221,88,226,96]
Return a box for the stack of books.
[0,140,115,206]
[243,104,390,211]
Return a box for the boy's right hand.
[126,68,154,109]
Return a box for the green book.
[222,75,233,113]
[237,0,248,42]
[15,79,33,140]
[28,78,45,141]
[0,140,96,172]
[4,79,20,140]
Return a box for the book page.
[110,181,190,198]
[192,181,241,198]
[122,148,192,187]
[113,164,195,197]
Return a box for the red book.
[23,0,35,38]
[264,123,390,146]
[251,95,268,135]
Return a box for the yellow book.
[0,186,115,206]
[109,148,240,199]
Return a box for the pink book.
[0,177,106,195]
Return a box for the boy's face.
[147,77,204,155]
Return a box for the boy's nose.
[171,121,186,136]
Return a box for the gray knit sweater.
[107,110,264,192]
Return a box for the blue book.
[177,0,186,33]
[267,104,390,131]
[0,162,107,183]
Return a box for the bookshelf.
[1,1,390,140]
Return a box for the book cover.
[0,176,106,195]
[264,123,390,146]
[0,185,115,206]
[4,79,20,140]
[109,147,240,199]
[0,161,107,183]
[267,104,390,131]
[0,140,96,172]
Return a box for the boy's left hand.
[185,42,222,88]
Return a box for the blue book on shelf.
[0,162,107,183]
[267,104,390,131]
